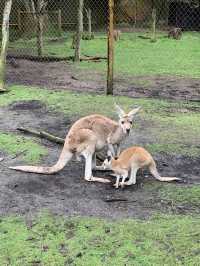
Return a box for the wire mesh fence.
[0,0,108,59]
[0,0,200,93]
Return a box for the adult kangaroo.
[10,105,141,183]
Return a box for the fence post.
[17,10,21,32]
[58,9,62,32]
[106,0,114,95]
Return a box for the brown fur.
[168,28,182,40]
[104,146,181,188]
[9,106,141,183]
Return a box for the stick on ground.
[17,127,104,162]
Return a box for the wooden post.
[17,10,21,32]
[151,8,157,42]
[134,0,137,30]
[58,9,62,32]
[0,0,12,92]
[74,0,84,62]
[106,0,114,95]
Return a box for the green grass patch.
[159,184,200,207]
[146,143,200,158]
[10,31,200,77]
[0,133,47,163]
[0,213,200,265]
[1,85,199,117]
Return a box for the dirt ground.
[0,58,199,219]
[0,99,199,219]
[6,59,200,101]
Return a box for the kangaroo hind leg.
[123,166,139,186]
[82,150,110,183]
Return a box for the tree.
[151,7,156,42]
[74,0,84,62]
[17,0,48,56]
[85,8,92,39]
[0,0,12,92]
[36,0,48,56]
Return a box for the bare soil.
[0,100,199,219]
[6,59,200,101]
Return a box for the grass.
[159,184,200,207]
[0,213,200,265]
[10,31,200,77]
[1,85,200,158]
[0,132,47,163]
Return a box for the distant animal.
[113,30,121,41]
[9,104,141,184]
[103,146,181,188]
[71,34,76,49]
[168,27,182,40]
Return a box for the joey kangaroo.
[103,146,181,188]
[9,105,141,184]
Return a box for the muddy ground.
[0,99,199,219]
[6,59,200,101]
[0,58,199,219]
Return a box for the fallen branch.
[81,55,107,61]
[7,54,107,62]
[17,127,105,162]
[17,127,64,144]
[7,54,73,62]
[138,35,151,39]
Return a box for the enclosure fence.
[0,0,200,92]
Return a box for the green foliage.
[0,213,200,265]
[0,132,47,163]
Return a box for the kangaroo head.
[115,104,141,135]
[102,150,118,170]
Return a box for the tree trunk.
[0,0,12,92]
[74,0,84,62]
[36,0,44,56]
[86,8,92,39]
[106,0,114,95]
[36,14,44,56]
[151,8,157,42]
[134,0,137,31]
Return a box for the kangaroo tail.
[149,162,181,182]
[9,148,73,174]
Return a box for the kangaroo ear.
[114,103,125,119]
[128,107,141,119]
